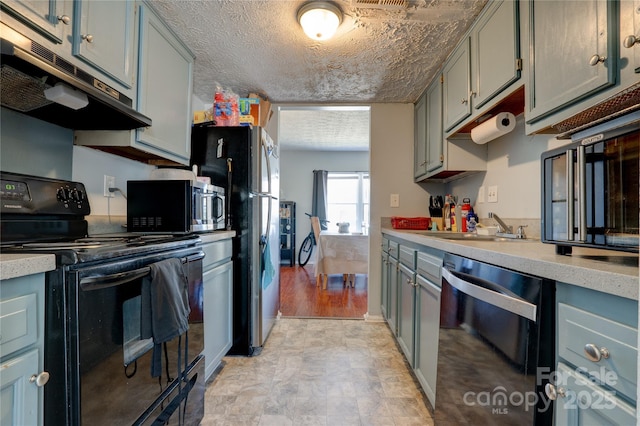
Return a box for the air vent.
[352,0,408,9]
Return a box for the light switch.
[487,185,498,203]
[390,193,400,208]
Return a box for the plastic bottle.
[460,198,472,232]
[443,195,452,230]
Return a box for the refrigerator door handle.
[262,133,272,195]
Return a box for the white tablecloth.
[315,231,368,278]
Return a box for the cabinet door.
[624,0,640,73]
[72,0,136,87]
[443,37,471,131]
[553,362,636,425]
[425,77,443,173]
[527,0,615,123]
[136,3,194,165]
[397,263,415,367]
[203,261,233,381]
[0,349,39,426]
[380,253,389,319]
[387,257,399,336]
[473,0,520,109]
[1,0,70,42]
[414,274,440,409]
[414,93,428,180]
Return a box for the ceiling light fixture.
[297,2,343,41]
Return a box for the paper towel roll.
[470,112,516,144]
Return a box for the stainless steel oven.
[435,253,555,425]
[1,171,206,426]
[541,110,640,254]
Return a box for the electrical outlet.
[104,175,115,197]
[390,193,400,208]
[477,186,485,203]
[487,185,498,203]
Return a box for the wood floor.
[279,265,368,318]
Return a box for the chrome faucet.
[488,212,512,234]
[488,212,527,239]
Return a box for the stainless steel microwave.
[541,110,639,254]
[127,180,226,233]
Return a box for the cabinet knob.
[589,54,606,66]
[460,98,468,105]
[82,34,94,43]
[30,371,50,387]
[623,35,640,48]
[57,15,71,25]
[584,343,610,362]
[544,383,566,400]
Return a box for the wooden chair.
[313,216,351,289]
[311,217,327,288]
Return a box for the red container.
[391,216,431,230]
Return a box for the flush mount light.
[43,82,89,110]
[297,1,343,41]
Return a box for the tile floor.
[201,318,434,425]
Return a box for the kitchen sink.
[410,231,532,242]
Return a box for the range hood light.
[44,82,89,110]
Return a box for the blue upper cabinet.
[0,0,71,43]
[72,0,136,88]
[472,0,521,110]
[526,0,616,124]
[442,37,471,132]
[443,0,521,133]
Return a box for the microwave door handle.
[577,145,587,242]
[566,149,575,241]
[214,196,224,220]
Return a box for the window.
[326,172,369,233]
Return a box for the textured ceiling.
[151,0,488,150]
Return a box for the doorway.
[276,105,371,319]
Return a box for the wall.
[445,114,568,236]
[1,108,74,179]
[1,108,156,232]
[279,150,369,256]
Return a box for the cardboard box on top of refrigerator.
[239,98,260,126]
[248,93,273,127]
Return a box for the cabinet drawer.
[200,239,232,270]
[398,246,416,270]
[388,241,399,259]
[0,293,37,359]
[558,303,637,402]
[381,237,389,253]
[416,252,441,284]
[553,361,636,425]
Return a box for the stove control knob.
[57,187,70,201]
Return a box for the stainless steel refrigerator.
[191,126,280,355]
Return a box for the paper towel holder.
[470,112,516,144]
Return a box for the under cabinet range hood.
[0,23,152,130]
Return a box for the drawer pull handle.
[584,343,610,362]
[30,371,50,387]
[544,383,566,400]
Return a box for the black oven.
[1,171,206,426]
[541,110,640,254]
[45,246,205,426]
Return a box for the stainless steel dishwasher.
[434,253,555,425]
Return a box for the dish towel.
[141,257,190,378]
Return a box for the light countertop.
[382,228,639,300]
[197,230,236,244]
[0,231,236,281]
[0,253,56,281]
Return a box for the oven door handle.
[441,267,537,322]
[80,252,205,290]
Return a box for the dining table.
[315,230,368,289]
